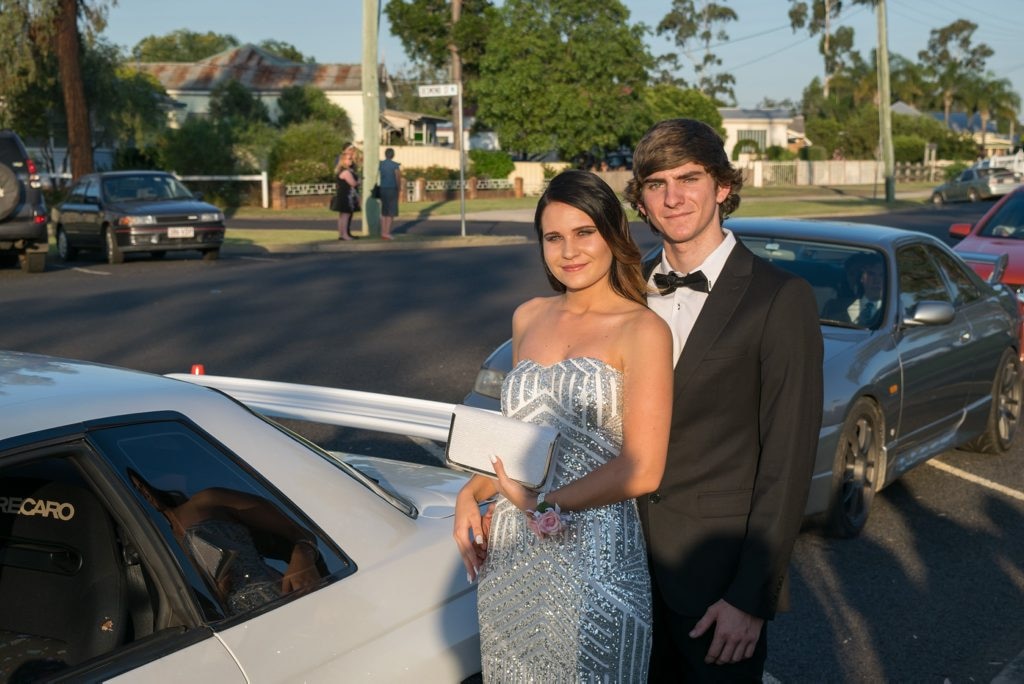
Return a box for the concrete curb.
[226,234,529,256]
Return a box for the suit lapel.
[674,242,755,392]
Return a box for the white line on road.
[72,267,111,276]
[926,459,1024,502]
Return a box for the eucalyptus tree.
[473,0,651,158]
[656,0,738,105]
[0,0,110,177]
[917,19,993,127]
[132,29,239,62]
[788,0,877,98]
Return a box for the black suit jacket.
[639,240,823,620]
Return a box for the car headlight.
[472,368,506,400]
[119,215,156,226]
[199,212,224,222]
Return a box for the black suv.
[0,130,48,273]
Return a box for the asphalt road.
[2,200,1022,681]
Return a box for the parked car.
[0,351,479,681]
[465,217,1024,537]
[0,130,48,273]
[51,171,225,264]
[930,166,1021,205]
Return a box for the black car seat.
[0,477,128,678]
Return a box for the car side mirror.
[949,223,972,239]
[902,300,955,327]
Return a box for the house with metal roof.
[132,44,440,146]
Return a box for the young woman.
[332,144,360,240]
[453,169,672,680]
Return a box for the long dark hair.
[534,170,647,305]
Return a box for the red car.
[952,186,1024,354]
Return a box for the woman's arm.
[453,475,498,582]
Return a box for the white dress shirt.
[647,230,737,366]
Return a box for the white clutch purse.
[444,405,560,489]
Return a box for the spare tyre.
[0,163,20,220]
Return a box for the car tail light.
[26,159,37,175]
[33,215,46,224]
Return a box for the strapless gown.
[477,357,651,682]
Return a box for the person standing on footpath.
[332,144,360,240]
[377,148,401,240]
[623,118,823,681]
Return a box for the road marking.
[409,436,446,462]
[239,256,277,261]
[72,267,111,276]
[927,459,1024,502]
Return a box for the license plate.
[167,226,194,238]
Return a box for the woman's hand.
[491,455,538,513]
[453,480,493,582]
[281,542,320,593]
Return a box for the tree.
[208,79,270,132]
[656,0,738,105]
[0,0,110,178]
[961,73,1020,151]
[132,29,238,62]
[275,85,353,137]
[642,85,724,136]
[385,0,495,86]
[788,0,875,98]
[473,0,651,158]
[917,19,993,127]
[258,40,312,63]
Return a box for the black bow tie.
[654,270,710,295]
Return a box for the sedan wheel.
[104,228,124,264]
[962,349,1023,453]
[968,188,980,202]
[825,397,881,538]
[56,228,77,261]
[931,193,944,206]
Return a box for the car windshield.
[978,192,1024,239]
[102,174,196,202]
[738,236,886,329]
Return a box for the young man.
[624,119,824,681]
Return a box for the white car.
[0,351,480,682]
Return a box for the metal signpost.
[418,83,467,237]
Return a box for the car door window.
[83,179,100,204]
[88,420,353,623]
[929,247,981,306]
[67,181,87,203]
[0,449,158,678]
[979,192,1024,238]
[897,245,951,319]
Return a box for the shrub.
[944,161,969,180]
[270,120,347,183]
[401,166,460,181]
[468,149,515,179]
[765,145,796,161]
[892,135,926,163]
[799,146,828,161]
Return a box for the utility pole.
[450,0,463,153]
[876,0,895,203]
[361,0,382,237]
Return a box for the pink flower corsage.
[526,501,570,540]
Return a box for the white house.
[718,108,795,160]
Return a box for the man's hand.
[690,599,764,664]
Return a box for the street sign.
[418,83,459,98]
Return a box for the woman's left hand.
[491,455,537,512]
[281,544,319,593]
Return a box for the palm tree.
[962,74,1021,153]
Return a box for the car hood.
[338,453,471,520]
[106,198,221,215]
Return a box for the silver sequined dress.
[478,357,652,682]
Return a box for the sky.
[102,0,1024,113]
